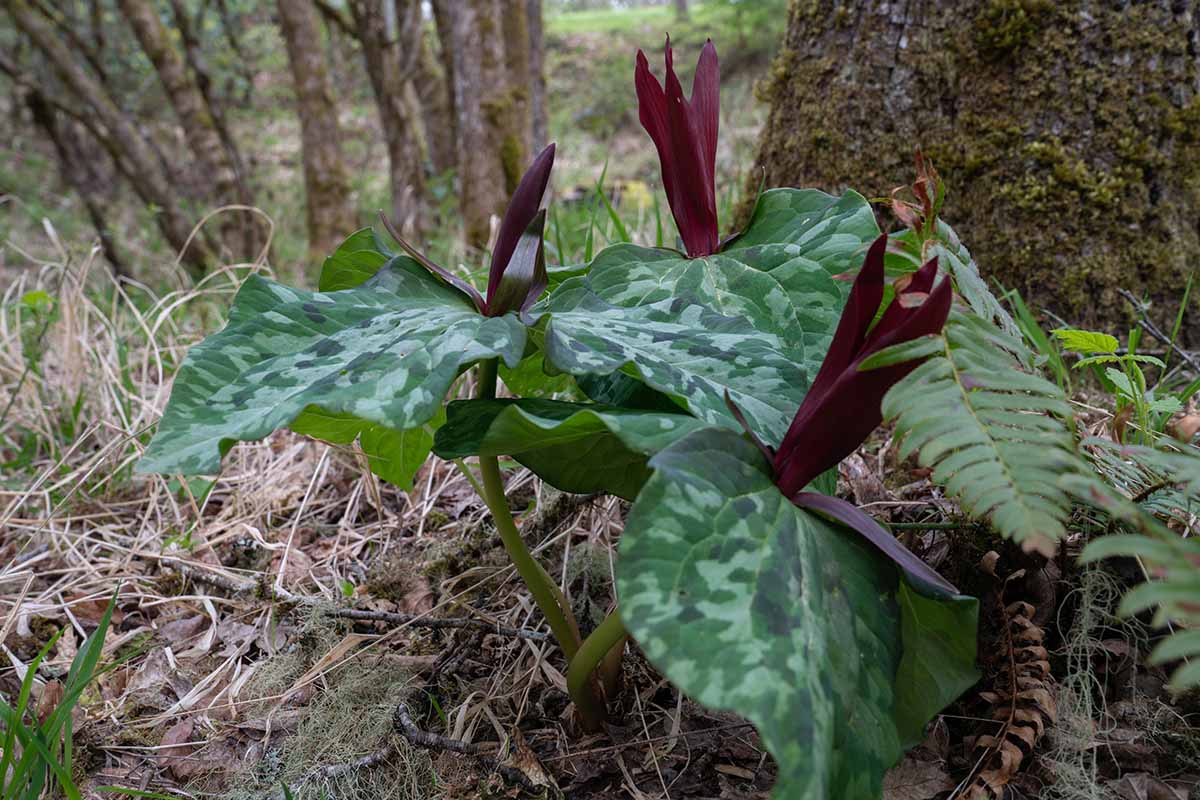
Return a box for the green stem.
[567,609,627,732]
[474,359,581,660]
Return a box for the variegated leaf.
[139,258,526,476]
[433,398,708,499]
[618,429,978,799]
[539,189,877,444]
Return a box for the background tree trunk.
[347,0,426,234]
[120,0,249,258]
[166,0,261,258]
[422,8,457,175]
[25,88,126,276]
[674,0,688,22]
[501,0,533,161]
[527,0,547,152]
[277,0,357,261]
[749,0,1200,339]
[5,0,213,278]
[433,0,525,248]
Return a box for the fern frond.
[882,309,1083,555]
[1077,437,1200,688]
[1082,530,1200,689]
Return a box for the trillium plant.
[141,38,984,797]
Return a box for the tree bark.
[674,0,688,22]
[433,0,516,248]
[347,0,426,233]
[25,88,126,276]
[527,0,547,151]
[416,21,456,175]
[501,0,532,161]
[166,0,260,257]
[276,0,358,261]
[5,0,213,278]
[120,0,247,257]
[749,0,1200,340]
[214,0,256,102]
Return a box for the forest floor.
[3,242,1198,799]
[2,4,1200,800]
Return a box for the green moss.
[499,134,523,195]
[749,0,1200,340]
[973,0,1053,60]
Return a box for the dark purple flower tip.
[485,143,555,317]
[379,211,486,313]
[635,36,719,258]
[772,234,952,497]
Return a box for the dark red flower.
[383,143,555,321]
[771,234,952,497]
[635,37,719,258]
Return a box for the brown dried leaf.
[883,756,953,800]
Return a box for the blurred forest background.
[0,0,784,288]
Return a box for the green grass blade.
[653,192,663,248]
[593,164,630,245]
[1162,270,1194,374]
[1,629,62,790]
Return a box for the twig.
[392,703,537,793]
[1117,288,1200,374]
[543,721,756,762]
[164,558,549,641]
[267,743,398,800]
[330,608,549,641]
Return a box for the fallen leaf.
[715,763,756,780]
[883,756,953,800]
[1109,773,1188,800]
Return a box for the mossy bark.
[750,0,1200,339]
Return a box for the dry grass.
[0,223,640,798]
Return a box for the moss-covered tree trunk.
[433,0,533,249]
[751,0,1200,338]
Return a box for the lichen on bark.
[748,0,1200,339]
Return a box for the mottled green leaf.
[433,398,708,499]
[139,257,525,476]
[537,189,878,436]
[319,227,393,291]
[542,282,809,446]
[290,405,445,490]
[725,188,877,259]
[618,429,978,799]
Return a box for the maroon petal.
[772,235,886,480]
[488,209,548,321]
[486,143,555,310]
[792,492,960,597]
[636,37,719,258]
[691,39,719,195]
[379,212,485,312]
[773,248,950,497]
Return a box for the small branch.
[313,0,355,37]
[163,558,549,641]
[268,743,398,800]
[1117,288,1200,375]
[392,703,537,793]
[330,607,549,641]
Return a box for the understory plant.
[137,37,1198,798]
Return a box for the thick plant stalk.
[474,359,581,661]
[566,609,627,732]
